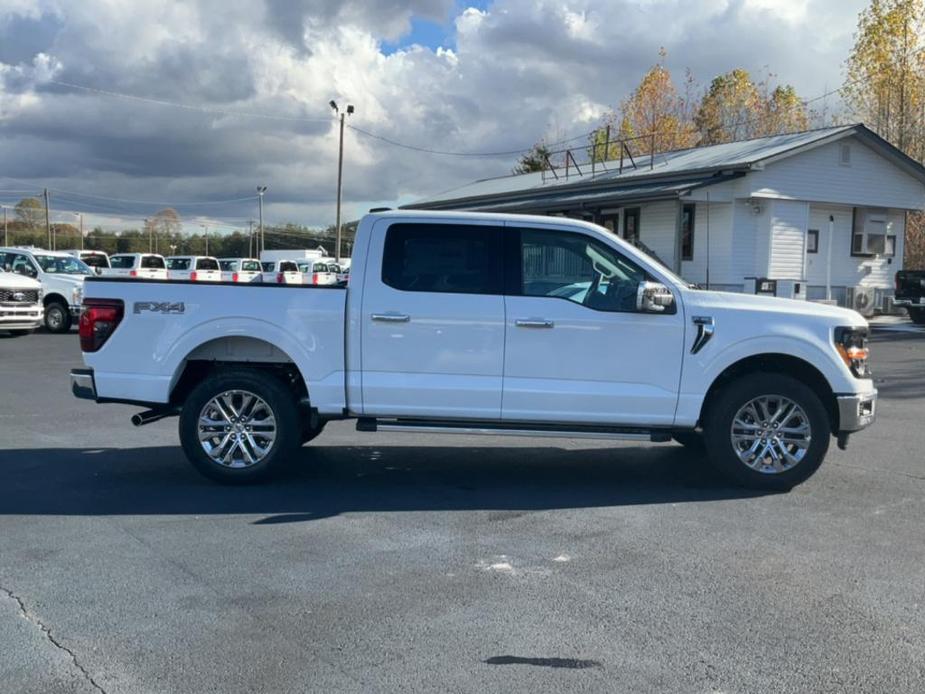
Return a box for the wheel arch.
[169,336,309,406]
[43,292,68,306]
[699,353,839,432]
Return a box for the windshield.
[34,254,92,275]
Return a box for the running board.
[356,417,671,442]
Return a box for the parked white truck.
[0,269,43,335]
[70,211,877,489]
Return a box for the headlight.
[37,288,44,300]
[834,326,871,378]
[72,286,83,305]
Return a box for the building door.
[623,207,640,243]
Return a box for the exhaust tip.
[131,413,144,426]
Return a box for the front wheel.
[44,302,71,333]
[703,373,831,491]
[908,307,925,325]
[179,368,300,484]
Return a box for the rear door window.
[382,223,503,294]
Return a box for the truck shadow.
[0,443,769,520]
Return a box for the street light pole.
[329,101,354,263]
[200,224,208,255]
[3,206,7,247]
[256,186,267,255]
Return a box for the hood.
[685,289,867,327]
[0,271,42,290]
[45,273,86,287]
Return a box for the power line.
[47,79,334,124]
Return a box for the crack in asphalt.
[0,585,106,693]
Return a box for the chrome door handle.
[515,319,554,328]
[371,313,410,323]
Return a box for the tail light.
[232,272,239,282]
[129,269,137,277]
[190,271,198,281]
[79,299,124,353]
[312,273,320,285]
[277,272,284,283]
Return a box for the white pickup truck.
[71,211,877,489]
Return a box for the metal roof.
[403,124,925,211]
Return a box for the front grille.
[0,288,39,303]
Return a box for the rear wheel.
[908,307,925,325]
[44,301,71,333]
[703,373,830,491]
[179,368,300,484]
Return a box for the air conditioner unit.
[847,285,877,317]
[776,279,807,301]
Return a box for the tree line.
[2,202,356,258]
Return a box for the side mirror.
[636,281,674,313]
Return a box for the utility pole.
[256,186,267,255]
[248,220,254,258]
[73,212,84,251]
[329,101,354,263]
[200,224,208,255]
[3,206,7,246]
[43,188,52,249]
[145,218,152,253]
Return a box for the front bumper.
[71,368,97,400]
[836,390,877,433]
[0,305,43,330]
[69,304,83,318]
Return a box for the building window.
[807,229,819,254]
[840,144,851,166]
[623,207,640,243]
[382,223,503,294]
[680,204,695,261]
[851,208,895,257]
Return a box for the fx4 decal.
[134,301,186,315]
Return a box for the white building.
[404,124,925,312]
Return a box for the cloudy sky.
[0,0,868,234]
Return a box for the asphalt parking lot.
[1,326,924,693]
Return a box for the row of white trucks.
[0,245,348,334]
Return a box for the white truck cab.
[297,259,338,285]
[0,246,89,332]
[218,258,263,283]
[166,256,222,282]
[71,211,877,489]
[106,253,168,280]
[0,269,43,335]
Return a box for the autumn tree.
[513,141,552,174]
[761,85,810,136]
[14,197,44,228]
[843,0,925,159]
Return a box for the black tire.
[908,307,925,325]
[301,421,326,445]
[44,301,71,333]
[179,368,300,484]
[672,430,706,454]
[702,373,831,491]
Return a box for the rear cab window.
[280,261,299,273]
[110,255,136,269]
[241,260,261,272]
[196,258,219,271]
[167,258,191,271]
[141,255,165,269]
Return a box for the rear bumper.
[71,368,97,400]
[836,390,877,433]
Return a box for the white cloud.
[0,0,868,229]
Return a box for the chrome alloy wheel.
[198,390,277,468]
[730,395,811,474]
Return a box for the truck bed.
[81,277,348,413]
